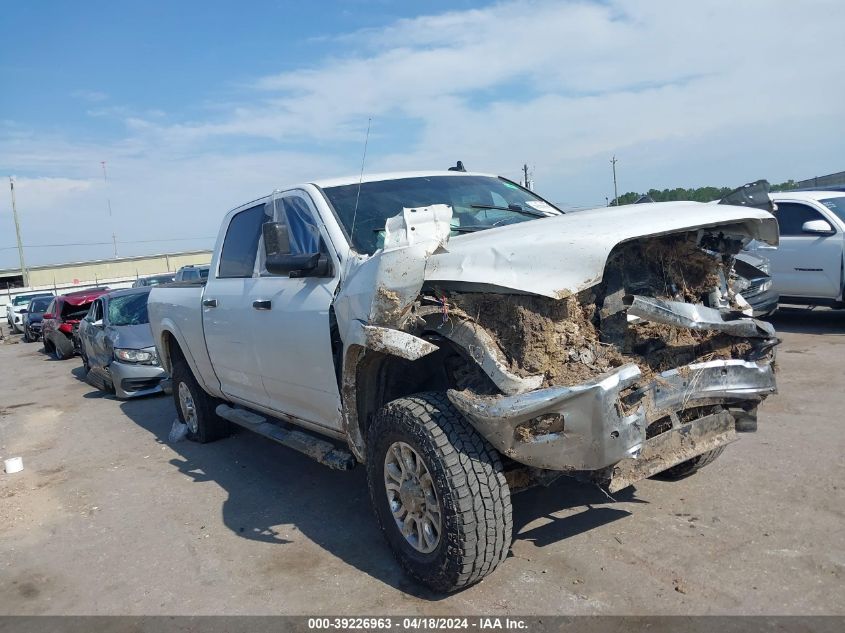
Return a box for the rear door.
[202,202,272,406]
[768,201,842,298]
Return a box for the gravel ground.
[0,308,843,615]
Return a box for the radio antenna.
[349,117,372,244]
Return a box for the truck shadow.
[769,306,845,335]
[118,396,637,598]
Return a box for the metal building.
[1,249,212,307]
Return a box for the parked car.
[149,171,779,592]
[174,265,210,282]
[22,295,54,342]
[5,292,53,333]
[42,288,110,360]
[746,190,845,307]
[132,273,176,288]
[78,287,166,399]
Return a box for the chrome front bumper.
[448,358,777,474]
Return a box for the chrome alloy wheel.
[178,382,198,434]
[384,441,442,554]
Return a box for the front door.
[249,191,343,430]
[766,201,842,298]
[82,298,111,370]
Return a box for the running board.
[215,404,356,471]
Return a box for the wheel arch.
[344,335,486,462]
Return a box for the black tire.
[43,336,54,355]
[171,355,230,443]
[655,446,726,480]
[53,335,73,361]
[22,327,32,343]
[366,392,512,593]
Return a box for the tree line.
[611,179,799,206]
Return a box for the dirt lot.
[0,309,843,615]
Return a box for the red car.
[42,288,110,360]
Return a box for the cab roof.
[310,170,498,189]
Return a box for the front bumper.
[745,287,779,317]
[109,361,168,399]
[448,358,777,475]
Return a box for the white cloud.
[3,0,845,267]
[71,89,108,103]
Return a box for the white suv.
[749,190,845,307]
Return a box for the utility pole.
[610,155,619,205]
[101,161,118,258]
[9,177,29,287]
[522,163,534,191]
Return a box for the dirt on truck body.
[443,233,760,389]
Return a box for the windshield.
[29,297,51,312]
[13,294,43,306]
[321,175,561,255]
[820,197,845,224]
[108,293,149,326]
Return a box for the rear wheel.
[22,326,32,343]
[172,356,230,443]
[366,392,512,593]
[655,446,726,480]
[53,336,73,361]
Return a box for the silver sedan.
[78,287,167,399]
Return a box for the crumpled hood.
[106,323,155,350]
[423,201,778,298]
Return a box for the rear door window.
[218,204,271,278]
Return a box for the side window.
[218,204,270,278]
[775,202,829,236]
[94,300,104,322]
[46,300,56,317]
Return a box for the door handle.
[202,298,218,308]
[252,299,272,311]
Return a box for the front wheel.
[171,356,230,443]
[366,392,512,593]
[655,446,726,480]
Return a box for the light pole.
[610,155,619,205]
[9,177,29,287]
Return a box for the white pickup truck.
[747,190,845,307]
[148,170,780,592]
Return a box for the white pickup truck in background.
[148,170,780,592]
[748,190,845,308]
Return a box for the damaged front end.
[437,232,779,491]
[334,201,779,491]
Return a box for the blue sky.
[2,0,844,269]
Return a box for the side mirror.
[802,219,834,235]
[262,222,331,278]
[20,309,28,314]
[263,221,291,257]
